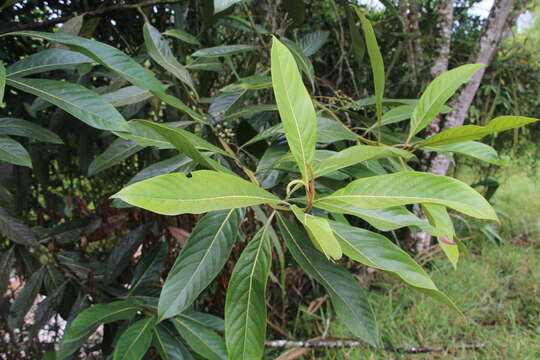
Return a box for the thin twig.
[265,339,485,354]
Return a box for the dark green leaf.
[163,29,201,45]
[105,225,148,283]
[8,267,45,329]
[192,45,257,57]
[171,317,227,360]
[159,209,244,320]
[0,206,39,246]
[88,138,142,176]
[103,86,153,107]
[299,31,330,56]
[0,118,62,144]
[153,323,195,360]
[129,242,168,295]
[113,317,155,360]
[6,49,93,77]
[0,136,32,167]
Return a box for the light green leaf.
[422,141,503,165]
[163,28,201,46]
[354,7,385,128]
[280,38,315,87]
[57,15,83,36]
[171,317,227,360]
[408,64,484,139]
[6,49,93,77]
[112,170,281,215]
[192,45,257,57]
[316,117,358,143]
[299,30,330,56]
[422,204,459,269]
[419,116,539,147]
[0,63,5,103]
[113,317,155,360]
[330,220,459,311]
[271,37,317,182]
[3,31,165,93]
[291,205,342,259]
[88,138,142,176]
[143,23,196,94]
[225,223,272,360]
[7,77,129,132]
[314,145,412,177]
[57,301,139,360]
[103,86,153,107]
[214,0,247,13]
[0,118,62,144]
[0,136,32,167]
[278,215,379,346]
[159,209,244,320]
[315,171,497,220]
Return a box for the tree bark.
[399,0,424,88]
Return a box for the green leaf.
[291,205,342,259]
[0,118,62,144]
[422,141,503,165]
[422,204,459,269]
[3,31,165,93]
[182,311,225,333]
[209,90,248,116]
[192,45,257,57]
[214,0,247,13]
[144,23,196,94]
[408,64,484,139]
[112,170,282,216]
[354,7,385,128]
[225,223,272,360]
[280,38,315,87]
[129,242,168,295]
[330,220,459,311]
[163,28,201,46]
[0,249,14,299]
[0,63,6,103]
[314,145,411,177]
[88,138,142,176]
[159,209,244,320]
[102,86,153,107]
[113,317,155,360]
[271,37,317,182]
[299,30,330,56]
[282,0,306,27]
[346,5,365,65]
[132,120,228,171]
[316,117,358,143]
[278,215,379,346]
[0,206,39,246]
[125,155,193,186]
[8,267,45,329]
[220,75,272,93]
[6,49,93,77]
[171,317,227,360]
[315,171,497,220]
[418,116,539,147]
[0,136,32,167]
[154,92,207,124]
[153,323,195,360]
[7,78,129,132]
[105,225,148,283]
[57,301,139,360]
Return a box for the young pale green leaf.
[102,86,153,107]
[159,209,244,320]
[7,78,129,132]
[0,206,39,246]
[422,204,459,269]
[291,205,342,259]
[163,28,201,45]
[0,136,32,167]
[354,7,385,128]
[314,145,412,177]
[271,37,317,182]
[315,171,497,220]
[299,30,330,56]
[419,116,539,147]
[3,31,165,93]
[278,215,379,346]
[0,118,62,144]
[143,23,196,94]
[6,49,93,77]
[225,223,272,360]
[192,44,257,57]
[0,63,6,103]
[330,221,459,311]
[113,317,155,360]
[88,138,142,176]
[8,267,45,329]
[421,141,503,165]
[57,301,139,360]
[171,317,227,360]
[132,120,229,172]
[280,38,315,87]
[153,324,194,360]
[408,64,484,139]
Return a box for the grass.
[274,165,540,359]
